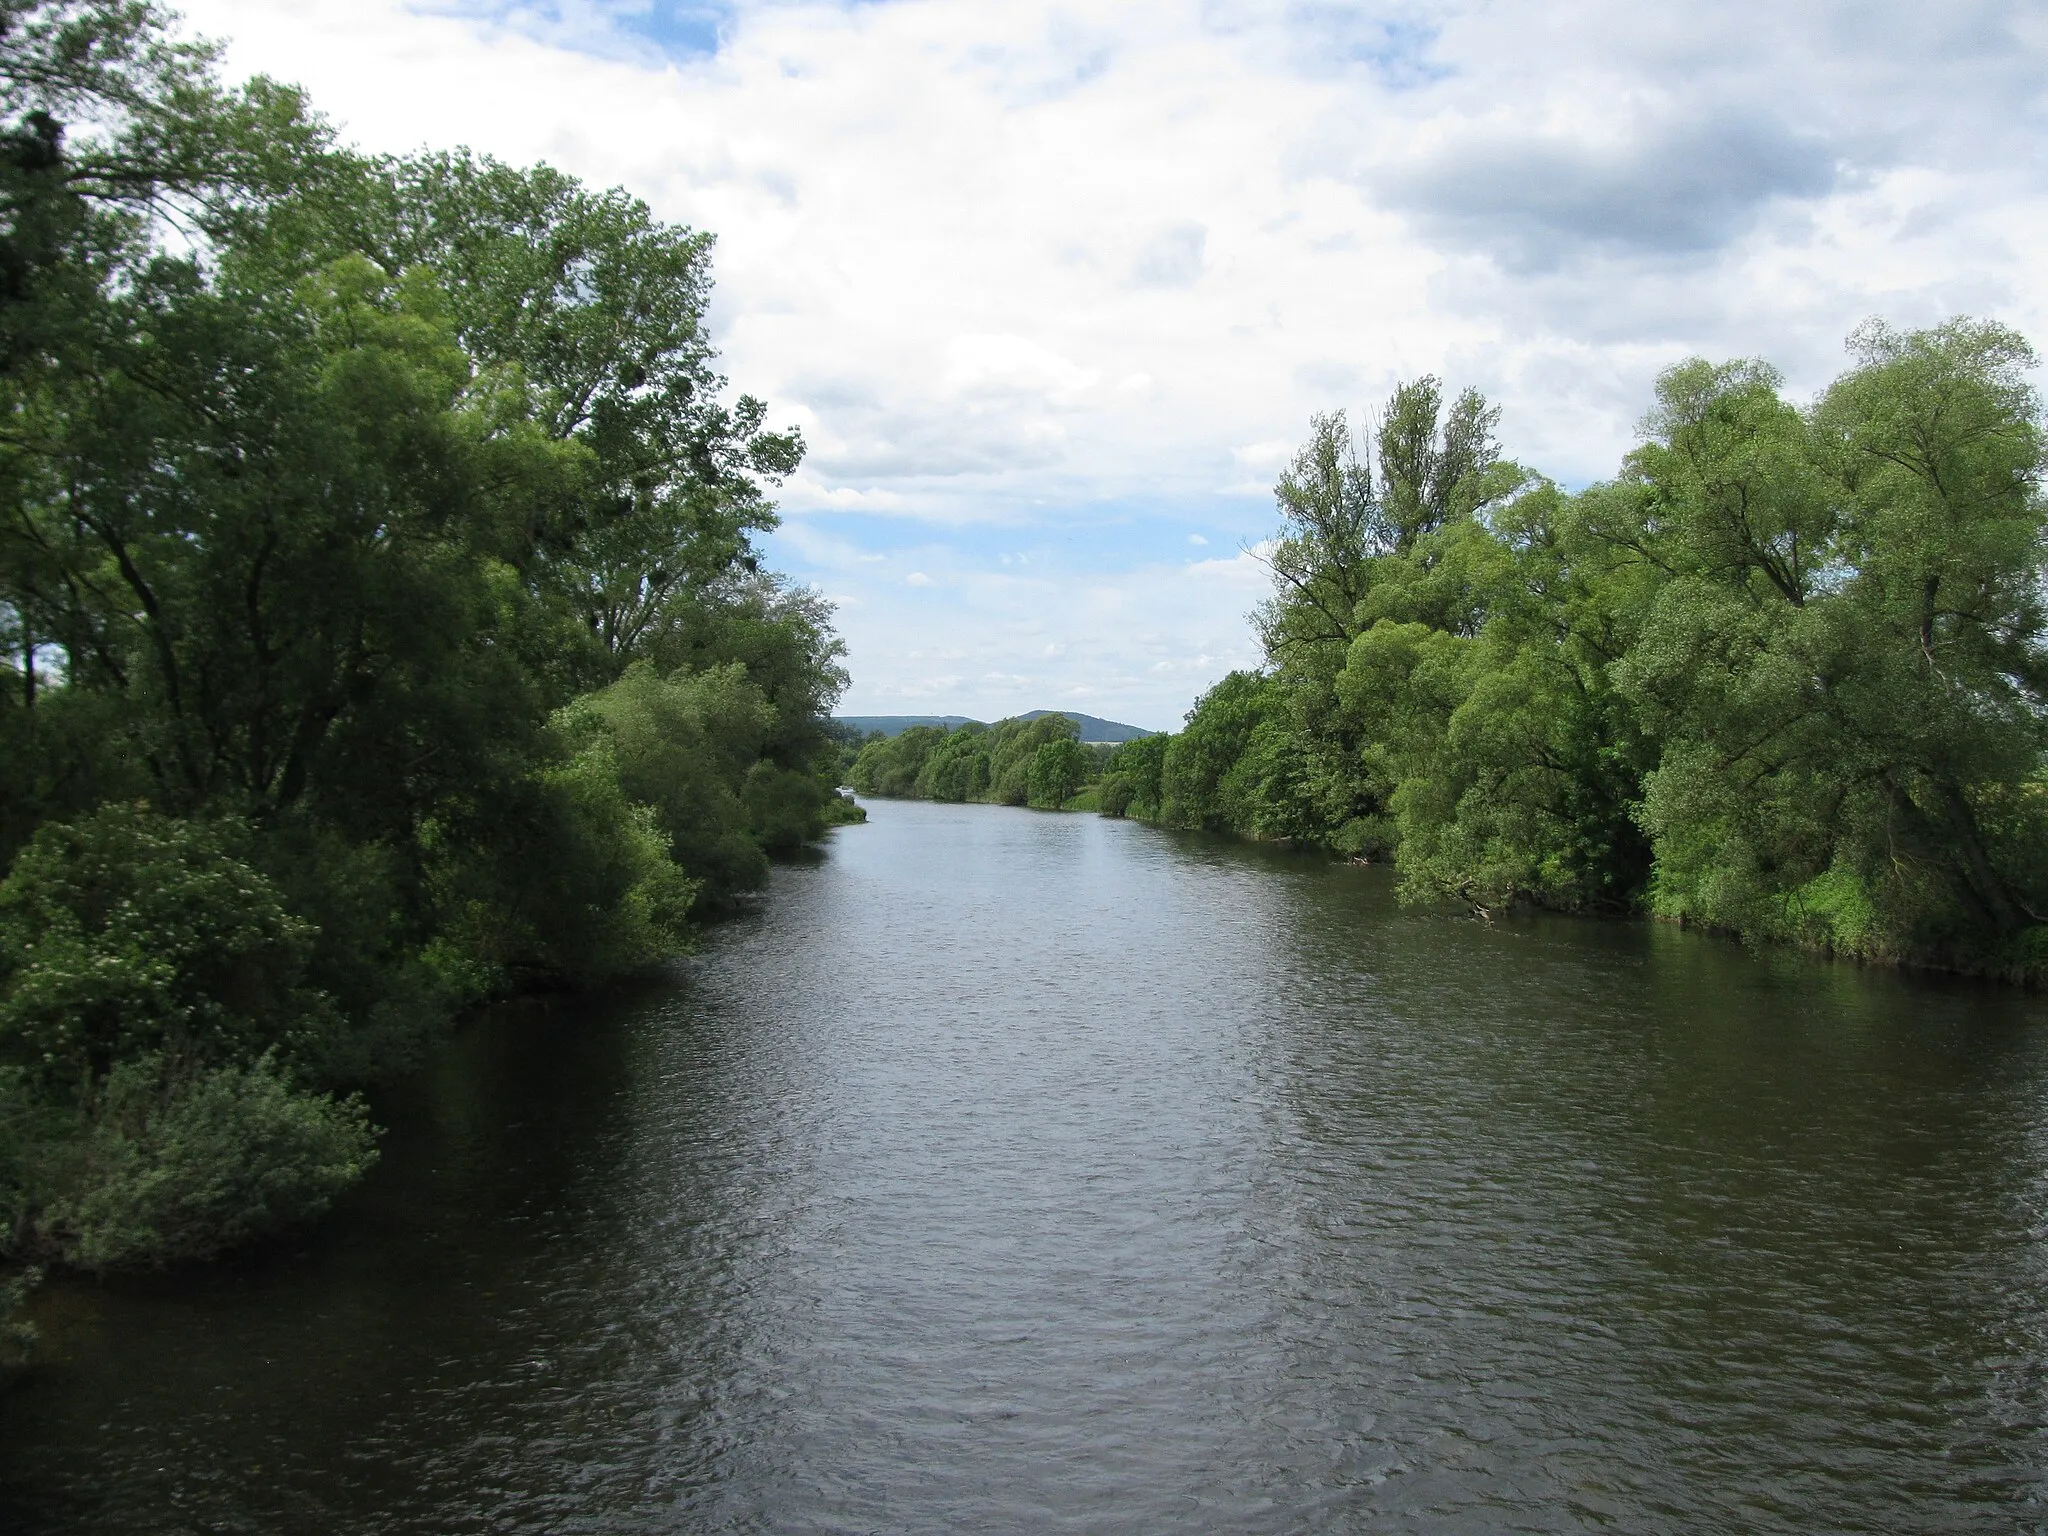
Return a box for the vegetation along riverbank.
[0,0,855,1307]
[1117,347,2047,984]
[847,713,1105,810]
[852,340,2048,988]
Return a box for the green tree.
[848,724,947,797]
[354,152,806,667]
[1619,321,2048,965]
[914,722,992,802]
[32,1049,377,1271]
[0,1,853,1271]
[1334,479,1660,911]
[1097,734,1167,819]
[984,713,1079,805]
[1027,736,1089,808]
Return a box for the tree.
[0,2,852,1272]
[914,722,991,802]
[1027,736,1089,808]
[1619,320,2048,964]
[1097,734,1167,819]
[360,152,805,665]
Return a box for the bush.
[34,1053,378,1272]
[913,725,993,802]
[848,725,948,797]
[559,663,774,907]
[820,789,867,826]
[249,827,466,1086]
[0,1265,38,1372]
[744,763,831,850]
[1099,736,1167,820]
[1161,672,1277,829]
[985,715,1079,805]
[428,732,699,985]
[0,1066,66,1255]
[0,806,335,1093]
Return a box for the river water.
[5,798,2048,1533]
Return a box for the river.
[5,797,2048,1533]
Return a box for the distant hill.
[836,710,1156,743]
[1015,710,1156,743]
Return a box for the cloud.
[943,333,1101,399]
[1294,358,1363,392]
[765,521,1268,726]
[178,0,2048,722]
[1231,441,1292,468]
[1381,112,1840,270]
[782,478,908,512]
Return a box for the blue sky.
[185,0,2048,730]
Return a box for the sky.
[178,0,2048,731]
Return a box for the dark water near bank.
[7,798,2048,1533]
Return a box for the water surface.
[5,798,2047,1532]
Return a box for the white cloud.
[1231,440,1294,468]
[179,0,2048,723]
[942,333,1101,400]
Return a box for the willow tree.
[1620,321,2048,966]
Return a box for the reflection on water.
[5,798,2047,1533]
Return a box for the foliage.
[0,2,854,1267]
[1143,338,2048,975]
[27,1051,376,1271]
[1027,736,1090,808]
[848,723,947,797]
[557,662,771,904]
[913,721,991,801]
[1097,734,1167,820]
[984,714,1082,805]
[1615,321,2048,969]
[0,805,332,1092]
[848,713,1105,810]
[0,1261,35,1370]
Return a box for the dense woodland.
[0,0,854,1291]
[847,713,1101,809]
[1099,340,2048,981]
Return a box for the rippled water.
[6,798,2048,1533]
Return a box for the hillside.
[1015,711,1156,743]
[838,711,1155,743]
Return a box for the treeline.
[0,2,854,1281]
[1103,327,2048,979]
[848,714,1101,809]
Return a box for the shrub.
[35,1052,379,1272]
[0,1265,38,1372]
[427,732,698,985]
[0,806,335,1093]
[559,663,774,906]
[743,763,831,850]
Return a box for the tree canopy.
[0,0,856,1274]
[1122,331,2048,980]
